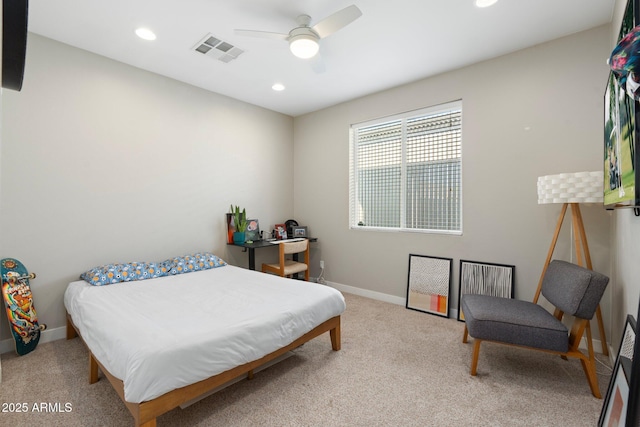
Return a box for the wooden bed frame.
[67,312,341,427]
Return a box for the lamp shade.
[537,171,603,204]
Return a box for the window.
[349,101,462,234]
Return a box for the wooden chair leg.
[471,339,482,376]
[580,357,602,398]
[462,325,469,343]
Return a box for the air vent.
[192,33,244,63]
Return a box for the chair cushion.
[263,260,308,276]
[461,294,569,353]
[541,260,609,319]
[282,260,308,275]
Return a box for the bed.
[64,254,345,427]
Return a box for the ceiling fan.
[235,4,362,59]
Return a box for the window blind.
[349,101,462,233]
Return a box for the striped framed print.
[406,254,452,318]
[457,260,515,321]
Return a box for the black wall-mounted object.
[604,0,640,209]
[2,0,29,91]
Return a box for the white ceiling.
[27,0,615,117]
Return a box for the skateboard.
[1,258,46,356]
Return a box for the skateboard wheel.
[30,273,36,279]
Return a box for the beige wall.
[294,26,612,327]
[0,34,294,341]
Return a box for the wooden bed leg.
[66,316,77,340]
[139,419,157,427]
[89,352,99,384]
[330,323,341,351]
[247,370,254,380]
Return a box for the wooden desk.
[228,238,317,270]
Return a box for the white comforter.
[64,265,346,403]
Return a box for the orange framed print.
[406,254,451,318]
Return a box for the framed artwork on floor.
[406,254,452,318]
[625,295,640,425]
[457,260,515,321]
[600,314,636,427]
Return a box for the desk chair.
[261,239,310,281]
[461,260,609,397]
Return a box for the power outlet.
[320,260,325,269]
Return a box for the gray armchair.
[461,260,609,398]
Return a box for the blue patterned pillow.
[81,262,168,286]
[166,253,227,275]
[81,253,226,285]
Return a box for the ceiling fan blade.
[234,29,288,41]
[312,5,362,39]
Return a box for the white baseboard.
[582,337,606,357]
[327,280,406,306]
[0,326,66,355]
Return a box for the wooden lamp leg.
[536,203,608,356]
[534,203,568,304]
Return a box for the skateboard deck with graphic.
[1,258,46,356]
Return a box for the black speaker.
[2,0,29,91]
[285,219,298,239]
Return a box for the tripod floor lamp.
[536,171,608,356]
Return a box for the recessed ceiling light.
[135,28,157,41]
[272,83,285,91]
[475,0,498,7]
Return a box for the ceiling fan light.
[289,34,319,59]
[475,0,498,7]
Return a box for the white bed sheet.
[64,265,346,403]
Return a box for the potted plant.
[230,205,248,244]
